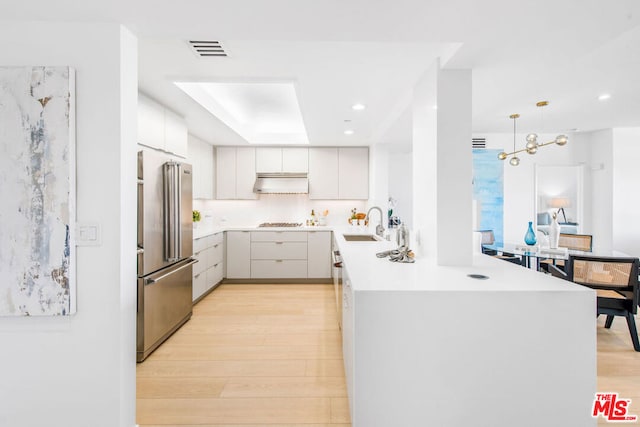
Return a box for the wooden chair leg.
[605,315,614,329]
[625,313,640,352]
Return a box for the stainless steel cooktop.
[258,222,303,228]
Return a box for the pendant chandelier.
[498,101,568,166]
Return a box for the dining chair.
[478,230,522,265]
[559,233,593,251]
[540,233,593,272]
[549,255,639,352]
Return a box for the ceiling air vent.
[188,40,227,57]
[472,137,486,149]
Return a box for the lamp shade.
[548,197,571,208]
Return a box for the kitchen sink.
[343,234,382,242]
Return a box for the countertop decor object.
[548,212,561,249]
[498,101,568,166]
[524,221,537,245]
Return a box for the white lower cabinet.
[341,266,355,423]
[226,231,251,278]
[223,230,333,280]
[307,231,332,278]
[251,260,308,278]
[250,231,309,279]
[251,242,307,260]
[192,232,224,301]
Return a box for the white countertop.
[332,228,595,293]
[192,225,593,295]
[192,225,333,239]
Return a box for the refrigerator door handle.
[176,163,182,260]
[163,162,173,261]
[164,161,182,262]
[146,258,198,285]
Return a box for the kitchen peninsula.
[333,231,596,427]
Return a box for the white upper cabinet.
[216,146,257,200]
[236,147,257,199]
[282,148,309,173]
[216,145,366,200]
[309,147,368,199]
[137,93,188,158]
[255,147,282,173]
[338,147,369,199]
[309,147,339,199]
[256,147,309,173]
[215,147,237,200]
[188,135,214,199]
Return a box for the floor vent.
[188,40,227,57]
[472,137,486,149]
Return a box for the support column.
[413,60,472,266]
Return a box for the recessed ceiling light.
[344,130,354,135]
[352,103,366,111]
[598,94,611,101]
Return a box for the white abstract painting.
[0,66,76,316]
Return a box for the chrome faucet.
[366,206,385,237]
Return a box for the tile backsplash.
[193,195,367,228]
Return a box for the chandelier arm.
[537,140,557,147]
[501,147,529,157]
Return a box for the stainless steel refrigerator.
[137,150,196,362]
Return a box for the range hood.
[253,173,309,194]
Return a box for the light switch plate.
[76,222,102,246]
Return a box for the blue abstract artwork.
[472,149,504,244]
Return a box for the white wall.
[388,150,413,228]
[612,128,640,256]
[568,130,613,251]
[0,22,137,427]
[412,62,438,259]
[188,133,215,199]
[493,126,640,256]
[368,144,390,227]
[480,131,589,243]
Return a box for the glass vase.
[524,221,537,245]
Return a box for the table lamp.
[548,197,571,223]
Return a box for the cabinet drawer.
[251,231,307,242]
[192,270,207,301]
[251,242,307,260]
[209,241,224,264]
[194,234,215,252]
[207,262,224,286]
[212,232,224,245]
[192,250,208,276]
[251,260,308,279]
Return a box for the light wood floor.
[137,283,640,426]
[137,284,350,426]
[596,314,640,426]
